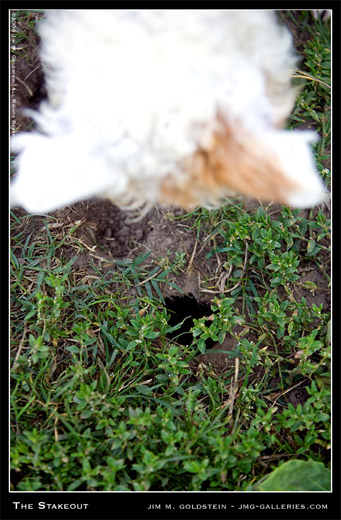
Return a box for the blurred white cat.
[10,10,326,213]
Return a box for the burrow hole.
[165,295,215,349]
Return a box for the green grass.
[10,10,331,491]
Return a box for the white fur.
[10,10,326,213]
[262,130,324,207]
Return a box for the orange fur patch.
[160,115,301,209]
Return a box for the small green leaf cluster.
[191,297,242,353]
[276,379,330,454]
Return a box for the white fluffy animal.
[10,10,326,213]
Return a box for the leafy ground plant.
[10,10,331,491]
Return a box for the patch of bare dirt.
[294,267,330,310]
[189,333,239,376]
[11,11,45,133]
[51,200,218,301]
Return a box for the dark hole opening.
[165,295,215,349]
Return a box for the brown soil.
[10,11,45,133]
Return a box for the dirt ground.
[10,11,331,410]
